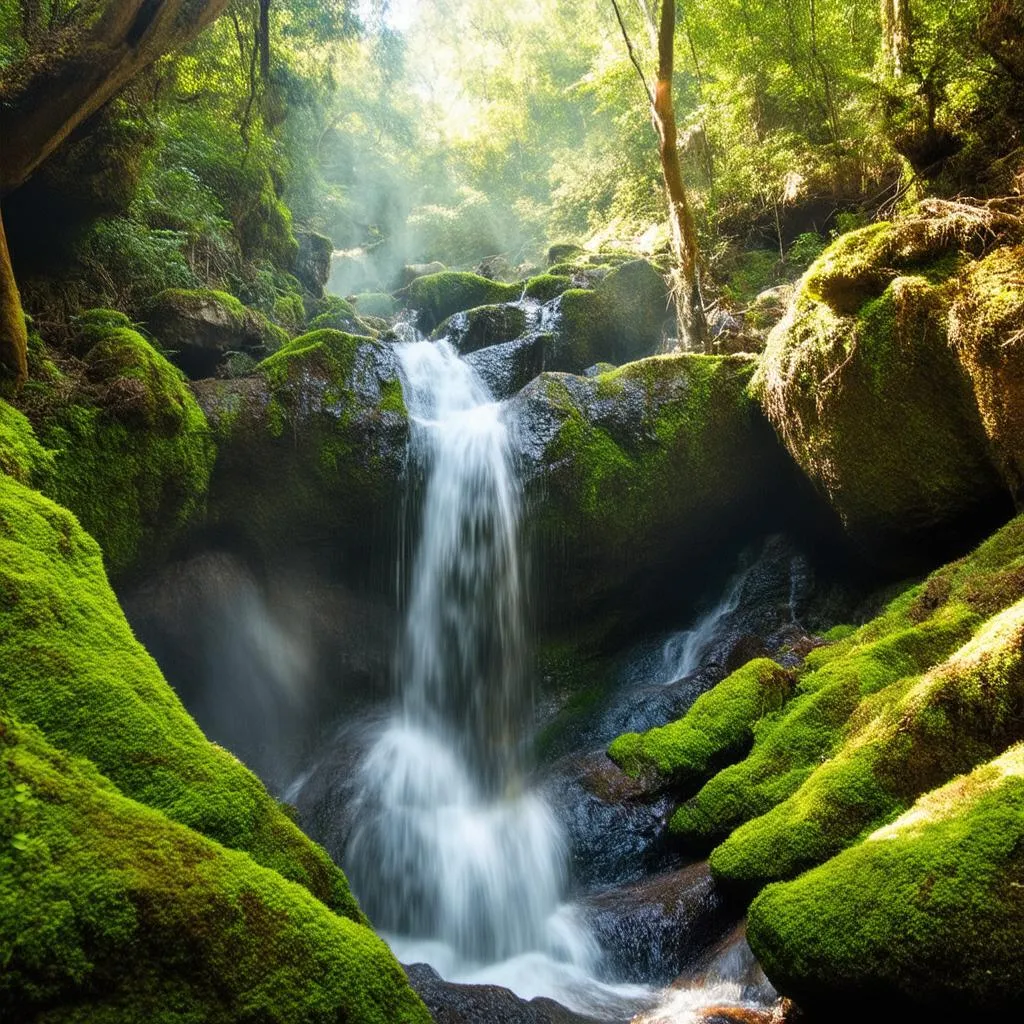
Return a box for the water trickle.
[343,337,576,965]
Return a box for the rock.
[193,329,408,573]
[582,862,733,984]
[544,752,675,887]
[524,274,572,302]
[547,242,585,266]
[549,260,669,371]
[433,302,530,354]
[950,242,1024,503]
[294,229,333,296]
[404,964,602,1024]
[508,354,803,630]
[0,706,431,1023]
[14,317,215,576]
[465,332,550,400]
[753,200,1024,566]
[665,513,1024,886]
[748,744,1024,1017]
[476,254,515,280]
[401,271,521,332]
[308,294,374,335]
[397,261,447,288]
[146,288,288,379]
[608,659,795,791]
[0,473,364,919]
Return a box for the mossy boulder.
[15,323,215,577]
[401,272,521,332]
[146,288,288,379]
[295,229,334,297]
[0,473,361,917]
[608,659,794,789]
[523,273,571,302]
[754,200,1024,564]
[0,710,430,1022]
[432,302,529,354]
[950,243,1024,503]
[194,329,407,570]
[748,745,1024,1016]
[0,399,53,485]
[547,242,585,266]
[510,354,799,629]
[550,260,669,371]
[650,513,1024,881]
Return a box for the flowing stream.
[342,337,649,1015]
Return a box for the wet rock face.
[434,302,530,354]
[582,863,734,985]
[404,964,603,1024]
[294,230,333,296]
[545,752,676,887]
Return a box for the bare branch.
[610,0,655,106]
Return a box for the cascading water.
[344,337,613,999]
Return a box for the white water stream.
[343,338,650,1016]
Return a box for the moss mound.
[196,329,407,564]
[608,659,794,787]
[0,399,53,485]
[401,271,520,331]
[432,302,529,353]
[16,323,215,576]
[523,273,571,302]
[655,512,1024,872]
[0,473,359,917]
[0,711,430,1022]
[754,200,1024,563]
[748,745,1024,1015]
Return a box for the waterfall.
[343,338,571,962]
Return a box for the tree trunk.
[0,204,29,394]
[0,0,230,195]
[881,0,914,78]
[653,1,710,353]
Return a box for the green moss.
[155,287,247,322]
[608,659,794,785]
[0,473,362,920]
[273,292,305,334]
[524,274,571,302]
[0,711,430,1022]
[748,745,1024,1012]
[660,515,1024,885]
[0,400,54,486]
[402,271,520,331]
[722,250,780,305]
[20,326,215,576]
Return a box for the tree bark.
[0,0,230,196]
[881,0,914,78]
[653,1,710,352]
[0,204,29,393]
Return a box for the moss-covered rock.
[0,709,430,1022]
[0,473,361,918]
[195,329,407,569]
[748,744,1024,1015]
[401,271,521,332]
[546,242,585,266]
[432,302,529,354]
[146,288,288,379]
[307,295,375,336]
[608,659,794,788]
[510,354,798,628]
[754,201,1023,564]
[0,399,53,485]
[659,513,1024,878]
[950,243,1024,503]
[549,260,669,372]
[17,323,215,577]
[523,273,572,302]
